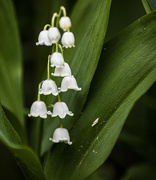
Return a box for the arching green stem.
[37,82,42,101]
[58,44,63,55]
[47,55,51,80]
[56,6,67,27]
[43,24,51,30]
[51,13,58,27]
[61,6,67,17]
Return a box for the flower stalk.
[29,6,81,146]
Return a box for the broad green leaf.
[44,11,156,180]
[0,104,46,180]
[41,0,112,155]
[0,0,23,124]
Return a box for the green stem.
[47,55,51,80]
[59,118,63,128]
[56,7,62,27]
[56,6,67,27]
[58,94,61,102]
[35,117,43,156]
[58,44,63,55]
[43,24,51,30]
[141,0,152,14]
[37,82,42,101]
[61,6,67,17]
[56,42,59,52]
[52,44,55,54]
[51,13,58,27]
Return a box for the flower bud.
[36,30,52,46]
[61,32,75,48]
[59,16,71,31]
[50,52,65,67]
[48,27,61,43]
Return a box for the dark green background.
[1,0,156,179]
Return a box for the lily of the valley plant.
[29,6,81,145]
[0,0,156,180]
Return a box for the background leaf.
[44,11,156,180]
[0,0,23,125]
[41,0,112,155]
[121,163,156,180]
[147,0,156,10]
[0,104,46,180]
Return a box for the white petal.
[61,32,75,48]
[36,30,52,46]
[39,79,58,96]
[28,101,50,119]
[60,76,81,92]
[49,128,72,145]
[50,52,65,67]
[59,17,72,31]
[48,27,60,43]
[52,62,71,77]
[52,102,73,119]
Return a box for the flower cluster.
[28,6,81,145]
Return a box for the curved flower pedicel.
[59,75,81,92]
[49,128,72,145]
[39,79,58,96]
[28,101,51,119]
[61,32,75,48]
[52,102,73,119]
[52,62,71,77]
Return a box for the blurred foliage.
[0,0,156,179]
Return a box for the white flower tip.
[28,114,31,117]
[36,42,39,46]
[47,111,52,115]
[68,141,72,145]
[77,87,82,91]
[69,112,74,116]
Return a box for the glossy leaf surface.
[0,0,23,125]
[0,104,46,180]
[44,11,156,180]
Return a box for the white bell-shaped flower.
[39,79,58,96]
[50,52,65,67]
[52,102,73,119]
[59,75,81,92]
[36,30,52,46]
[48,27,61,44]
[28,101,51,119]
[59,16,72,31]
[61,32,75,48]
[51,62,71,77]
[49,128,72,145]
